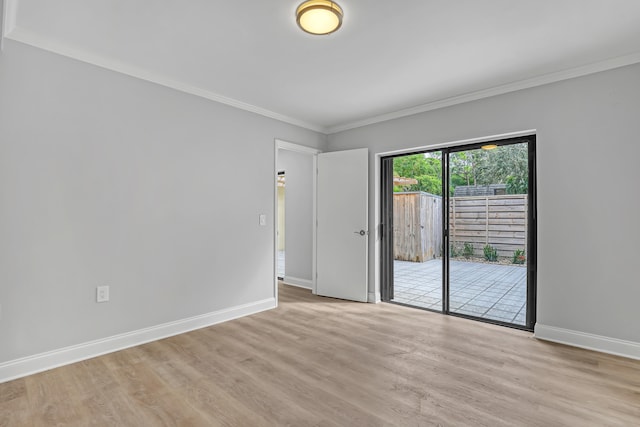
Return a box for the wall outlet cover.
[96,285,110,303]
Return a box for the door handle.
[354,230,368,236]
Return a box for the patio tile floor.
[392,259,527,325]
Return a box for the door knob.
[354,230,368,236]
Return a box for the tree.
[449,144,529,194]
[393,154,442,195]
[392,143,529,196]
[450,151,483,186]
[479,144,528,194]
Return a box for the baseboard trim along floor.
[282,276,312,289]
[535,324,640,360]
[0,297,276,383]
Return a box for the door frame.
[276,170,286,280]
[375,130,537,327]
[274,139,321,304]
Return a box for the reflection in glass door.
[381,136,536,330]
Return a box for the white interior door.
[317,148,368,302]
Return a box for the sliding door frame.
[380,135,537,331]
[380,157,395,301]
[442,150,450,315]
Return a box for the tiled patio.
[393,259,527,325]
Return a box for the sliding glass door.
[381,136,536,330]
[386,152,444,310]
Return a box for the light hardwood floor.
[1,283,639,426]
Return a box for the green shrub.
[450,243,461,257]
[483,244,498,262]
[463,242,474,258]
[512,249,526,264]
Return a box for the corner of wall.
[368,291,381,304]
[0,0,5,51]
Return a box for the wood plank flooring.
[1,283,639,426]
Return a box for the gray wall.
[277,149,314,284]
[0,40,326,363]
[327,63,640,344]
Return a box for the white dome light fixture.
[296,1,343,35]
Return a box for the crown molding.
[326,51,640,134]
[0,0,3,50]
[4,15,640,136]
[0,0,17,50]
[5,26,327,133]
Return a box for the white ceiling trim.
[4,0,640,136]
[1,0,17,50]
[327,51,640,134]
[5,25,327,133]
[0,0,4,50]
[1,0,17,39]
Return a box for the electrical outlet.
[259,214,267,226]
[96,285,110,303]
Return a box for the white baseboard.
[0,297,276,384]
[282,276,312,289]
[368,291,381,303]
[534,324,640,360]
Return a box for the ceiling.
[3,0,640,133]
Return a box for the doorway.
[274,140,320,294]
[381,135,536,330]
[274,140,369,303]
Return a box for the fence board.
[455,219,526,226]
[453,205,525,212]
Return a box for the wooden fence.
[450,195,528,257]
[393,193,527,260]
[393,192,443,262]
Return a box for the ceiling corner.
[1,0,18,49]
[2,0,18,36]
[1,0,4,50]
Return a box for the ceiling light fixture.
[481,144,498,150]
[296,1,343,35]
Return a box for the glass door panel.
[448,142,529,326]
[390,152,444,311]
